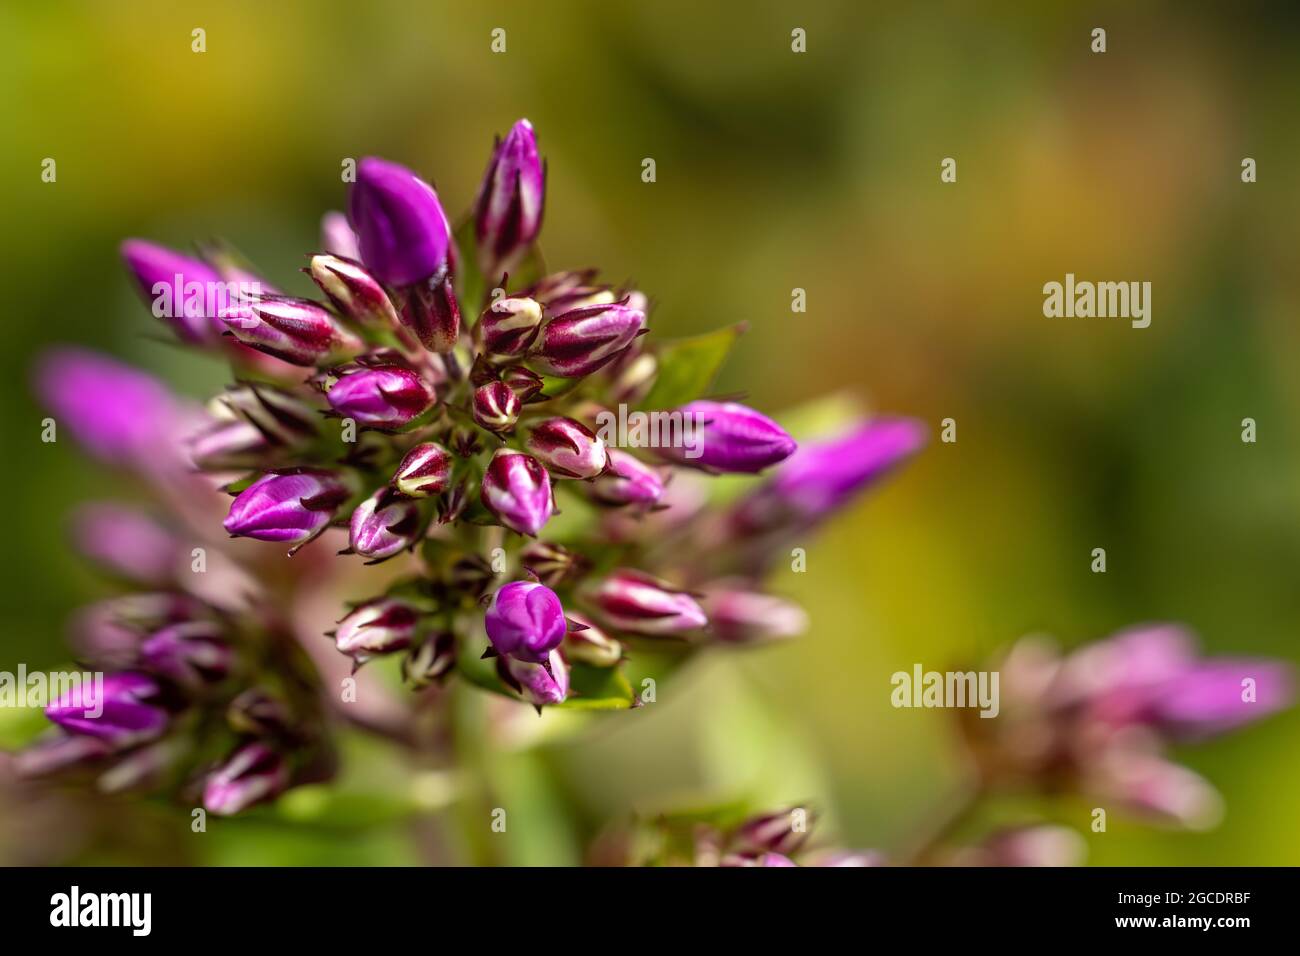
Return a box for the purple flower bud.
[46,672,169,748]
[472,381,522,434]
[661,401,796,474]
[475,295,544,361]
[71,504,181,586]
[327,365,435,431]
[502,365,546,403]
[203,742,290,816]
[70,593,204,668]
[309,254,401,330]
[702,588,808,644]
[187,417,272,470]
[520,540,583,588]
[481,449,554,536]
[334,598,419,663]
[562,613,623,667]
[321,210,361,261]
[223,469,351,551]
[587,570,708,636]
[35,349,182,465]
[120,239,225,343]
[398,274,462,354]
[349,487,423,561]
[349,157,451,287]
[403,631,457,686]
[589,449,665,506]
[475,119,546,278]
[139,621,232,689]
[1152,659,1293,739]
[14,734,112,778]
[532,302,645,378]
[499,648,570,707]
[222,295,364,366]
[485,581,567,663]
[761,417,926,521]
[526,417,608,479]
[392,442,452,498]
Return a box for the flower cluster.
[21,351,333,815]
[24,119,925,820]
[962,624,1293,830]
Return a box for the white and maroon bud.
[502,365,546,403]
[309,254,401,331]
[392,442,452,498]
[480,449,554,536]
[222,295,364,366]
[531,302,645,378]
[526,417,608,479]
[562,613,623,667]
[701,586,808,644]
[497,648,570,708]
[349,487,424,561]
[333,598,420,664]
[520,540,583,588]
[589,449,664,507]
[402,631,457,687]
[472,381,522,434]
[475,295,544,362]
[587,570,708,636]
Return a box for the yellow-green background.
[2,0,1299,865]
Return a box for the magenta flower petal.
[485,581,567,663]
[480,450,554,536]
[45,672,168,748]
[223,469,350,546]
[35,348,182,465]
[349,157,451,287]
[768,417,926,516]
[665,400,796,474]
[1153,659,1294,738]
[327,366,435,430]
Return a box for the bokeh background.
[3,0,1300,864]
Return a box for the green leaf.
[559,663,635,710]
[638,324,745,412]
[452,217,487,317]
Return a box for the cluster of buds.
[960,624,1293,830]
[619,805,883,868]
[21,351,333,815]
[28,119,926,819]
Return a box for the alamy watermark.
[891,664,1000,718]
[152,277,263,323]
[0,665,104,717]
[1043,273,1151,329]
[594,404,704,458]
